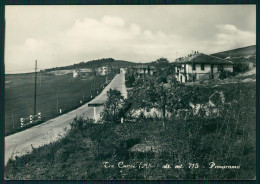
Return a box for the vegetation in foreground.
[5,55,256,179]
[5,76,256,179]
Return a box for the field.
[5,72,111,135]
[5,79,256,180]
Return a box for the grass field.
[5,72,111,135]
[5,79,256,180]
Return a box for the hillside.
[5,75,256,180]
[211,45,256,59]
[44,58,138,72]
[114,60,139,67]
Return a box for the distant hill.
[211,45,256,59]
[43,58,139,72]
[114,60,138,67]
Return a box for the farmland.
[4,46,256,179]
[4,78,256,180]
[5,71,112,135]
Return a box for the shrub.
[100,89,125,124]
[219,70,236,79]
[233,62,249,73]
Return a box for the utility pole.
[34,60,37,115]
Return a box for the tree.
[156,84,168,128]
[166,84,193,118]
[125,74,135,88]
[154,58,174,83]
[233,62,249,73]
[100,89,125,124]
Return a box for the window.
[192,64,196,70]
[201,64,205,71]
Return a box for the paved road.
[5,73,127,166]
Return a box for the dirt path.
[5,73,127,166]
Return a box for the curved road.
[5,73,127,166]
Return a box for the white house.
[120,68,127,74]
[174,53,234,83]
[97,66,109,76]
[73,69,81,78]
[73,68,91,78]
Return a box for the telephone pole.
[34,60,37,115]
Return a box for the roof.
[174,53,234,65]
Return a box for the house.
[120,68,127,74]
[73,69,81,78]
[174,53,234,83]
[130,65,156,77]
[97,66,110,76]
[73,68,91,78]
[49,69,74,76]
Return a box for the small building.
[120,68,127,74]
[73,69,81,78]
[174,53,234,83]
[73,68,91,78]
[130,65,156,77]
[97,66,109,76]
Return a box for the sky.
[5,5,256,73]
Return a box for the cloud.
[62,16,132,53]
[101,16,125,27]
[214,24,255,51]
[57,16,182,61]
[4,5,256,73]
[130,23,141,35]
[5,38,54,72]
[183,24,256,55]
[24,38,49,52]
[5,17,256,73]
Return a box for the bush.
[125,74,135,88]
[219,70,236,79]
[100,89,125,124]
[233,62,249,73]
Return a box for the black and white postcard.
[3,4,256,180]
